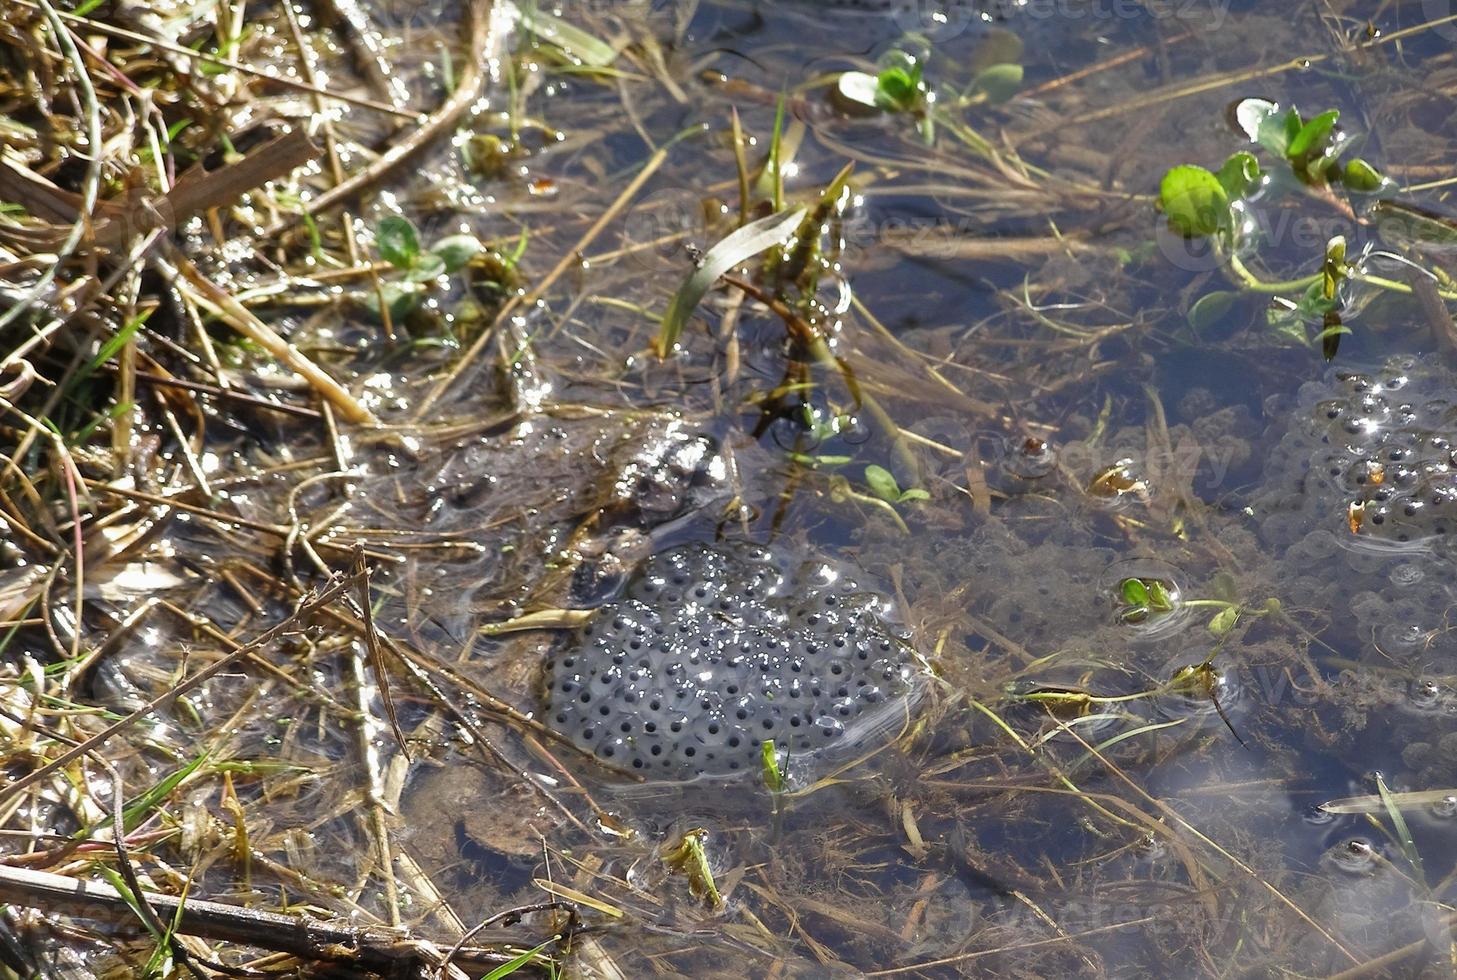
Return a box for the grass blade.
[481,938,558,980]
[653,206,806,357]
[1376,772,1426,880]
[1320,788,1457,814]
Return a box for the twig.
[0,864,527,975]
[163,250,377,424]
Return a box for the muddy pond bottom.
[542,543,922,780]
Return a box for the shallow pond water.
[13,0,1457,976]
[368,3,1457,974]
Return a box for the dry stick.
[112,368,322,420]
[0,575,356,808]
[343,631,403,930]
[163,251,376,424]
[0,130,323,251]
[865,912,1164,976]
[269,0,501,231]
[1020,29,1196,98]
[82,480,384,561]
[352,545,408,758]
[415,132,689,418]
[0,864,525,974]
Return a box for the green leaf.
[91,308,153,372]
[1287,109,1339,162]
[366,282,423,322]
[1215,151,1261,199]
[897,487,930,503]
[761,739,785,793]
[1375,772,1425,879]
[1120,577,1150,607]
[1146,579,1174,611]
[969,63,1023,104]
[878,67,914,101]
[481,939,558,980]
[1187,290,1240,333]
[404,252,447,282]
[376,215,420,269]
[1159,165,1229,238]
[654,207,807,357]
[1282,108,1303,149]
[968,27,1024,72]
[521,7,618,67]
[1232,97,1281,147]
[864,464,902,504]
[432,234,483,273]
[1321,235,1347,301]
[1342,158,1385,193]
[1295,279,1337,319]
[1208,606,1240,636]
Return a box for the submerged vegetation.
[5,0,1457,976]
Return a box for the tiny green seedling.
[1115,576,1177,625]
[662,827,724,910]
[761,739,785,793]
[1152,99,1455,357]
[864,464,929,505]
[824,464,929,535]
[836,51,926,114]
[372,215,484,321]
[835,51,937,142]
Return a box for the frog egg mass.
[1256,356,1457,551]
[542,543,923,780]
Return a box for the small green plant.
[761,739,785,793]
[1231,100,1385,190]
[662,827,724,909]
[864,464,929,505]
[372,215,483,321]
[1115,576,1177,625]
[836,51,926,114]
[834,39,1022,147]
[1154,100,1454,357]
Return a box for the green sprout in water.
[761,739,786,794]
[662,827,724,910]
[864,464,930,506]
[371,214,484,322]
[1155,99,1457,359]
[1115,576,1177,625]
[833,31,1023,147]
[825,464,929,535]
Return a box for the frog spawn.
[542,543,921,780]
[1256,356,1457,551]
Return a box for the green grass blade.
[1319,788,1457,814]
[521,6,617,67]
[653,206,806,356]
[1376,772,1425,880]
[482,938,558,980]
